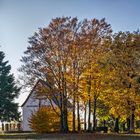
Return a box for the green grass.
[0,133,140,140]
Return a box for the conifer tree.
[0,51,20,122]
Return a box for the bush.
[29,106,60,133]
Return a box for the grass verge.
[0,133,140,140]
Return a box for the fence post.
[17,123,21,131]
[5,123,9,132]
[2,123,4,131]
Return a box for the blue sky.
[0,0,140,105]
[0,0,140,76]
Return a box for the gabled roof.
[21,79,72,108]
[21,79,50,107]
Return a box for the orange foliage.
[29,106,60,133]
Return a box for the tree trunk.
[87,76,91,132]
[62,66,69,133]
[76,67,80,131]
[60,109,64,132]
[59,67,64,132]
[63,106,69,132]
[72,61,76,132]
[130,111,135,133]
[103,120,106,127]
[84,103,87,131]
[60,90,64,132]
[63,88,69,132]
[72,95,76,132]
[122,123,126,132]
[114,117,119,133]
[62,91,69,133]
[127,117,130,132]
[93,97,97,131]
[88,97,91,131]
[77,97,81,131]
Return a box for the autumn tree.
[105,31,140,133]
[20,17,81,132]
[78,19,112,131]
[19,17,112,132]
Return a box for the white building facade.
[21,80,57,131]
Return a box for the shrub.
[29,106,60,133]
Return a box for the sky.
[0,0,140,106]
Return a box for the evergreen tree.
[0,51,20,122]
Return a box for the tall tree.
[19,17,112,132]
[105,31,140,133]
[20,17,79,132]
[0,51,20,122]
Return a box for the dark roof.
[21,79,50,107]
[21,79,72,108]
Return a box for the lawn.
[0,133,140,140]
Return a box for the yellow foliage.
[29,106,73,133]
[29,106,60,133]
